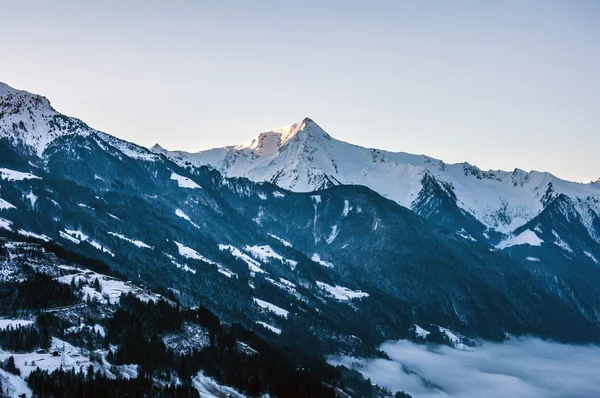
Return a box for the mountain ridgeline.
[1,80,600,363]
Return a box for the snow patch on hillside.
[175,209,200,229]
[0,217,14,232]
[175,242,212,263]
[0,368,32,397]
[108,232,152,249]
[552,230,573,253]
[171,260,196,274]
[65,229,89,241]
[18,230,50,242]
[0,197,16,210]
[60,230,80,244]
[219,244,264,274]
[342,200,352,217]
[316,281,368,301]
[256,321,281,335]
[495,230,543,249]
[170,172,201,189]
[88,240,114,257]
[413,324,430,338]
[245,245,297,269]
[326,225,339,244]
[268,233,292,247]
[25,191,37,208]
[253,298,289,318]
[311,253,333,268]
[0,319,34,330]
[193,372,246,398]
[583,251,598,264]
[456,229,476,241]
[0,168,41,181]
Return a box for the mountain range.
[2,80,600,356]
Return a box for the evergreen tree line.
[27,366,198,398]
[0,324,50,352]
[104,293,336,397]
[0,271,78,316]
[0,356,20,376]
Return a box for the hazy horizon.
[2,1,599,182]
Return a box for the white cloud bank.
[328,337,600,398]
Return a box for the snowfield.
[170,172,201,189]
[495,229,543,249]
[0,168,41,181]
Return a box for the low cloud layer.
[329,337,600,398]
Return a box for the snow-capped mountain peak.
[0,82,91,156]
[153,118,600,242]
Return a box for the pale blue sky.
[1,1,598,182]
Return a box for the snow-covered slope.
[152,117,600,241]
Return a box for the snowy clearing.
[253,298,289,318]
[59,230,80,244]
[0,197,16,210]
[219,244,264,274]
[245,245,297,268]
[495,229,543,249]
[171,260,196,274]
[316,281,369,301]
[0,168,41,181]
[0,217,13,231]
[170,172,201,189]
[108,232,152,249]
[413,324,430,338]
[311,253,334,268]
[88,240,115,257]
[268,233,292,247]
[193,372,246,398]
[0,319,34,330]
[175,241,214,264]
[175,208,200,229]
[256,321,281,335]
[17,230,50,242]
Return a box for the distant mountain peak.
[0,81,54,112]
[150,143,165,152]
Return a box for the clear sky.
[1,1,598,182]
